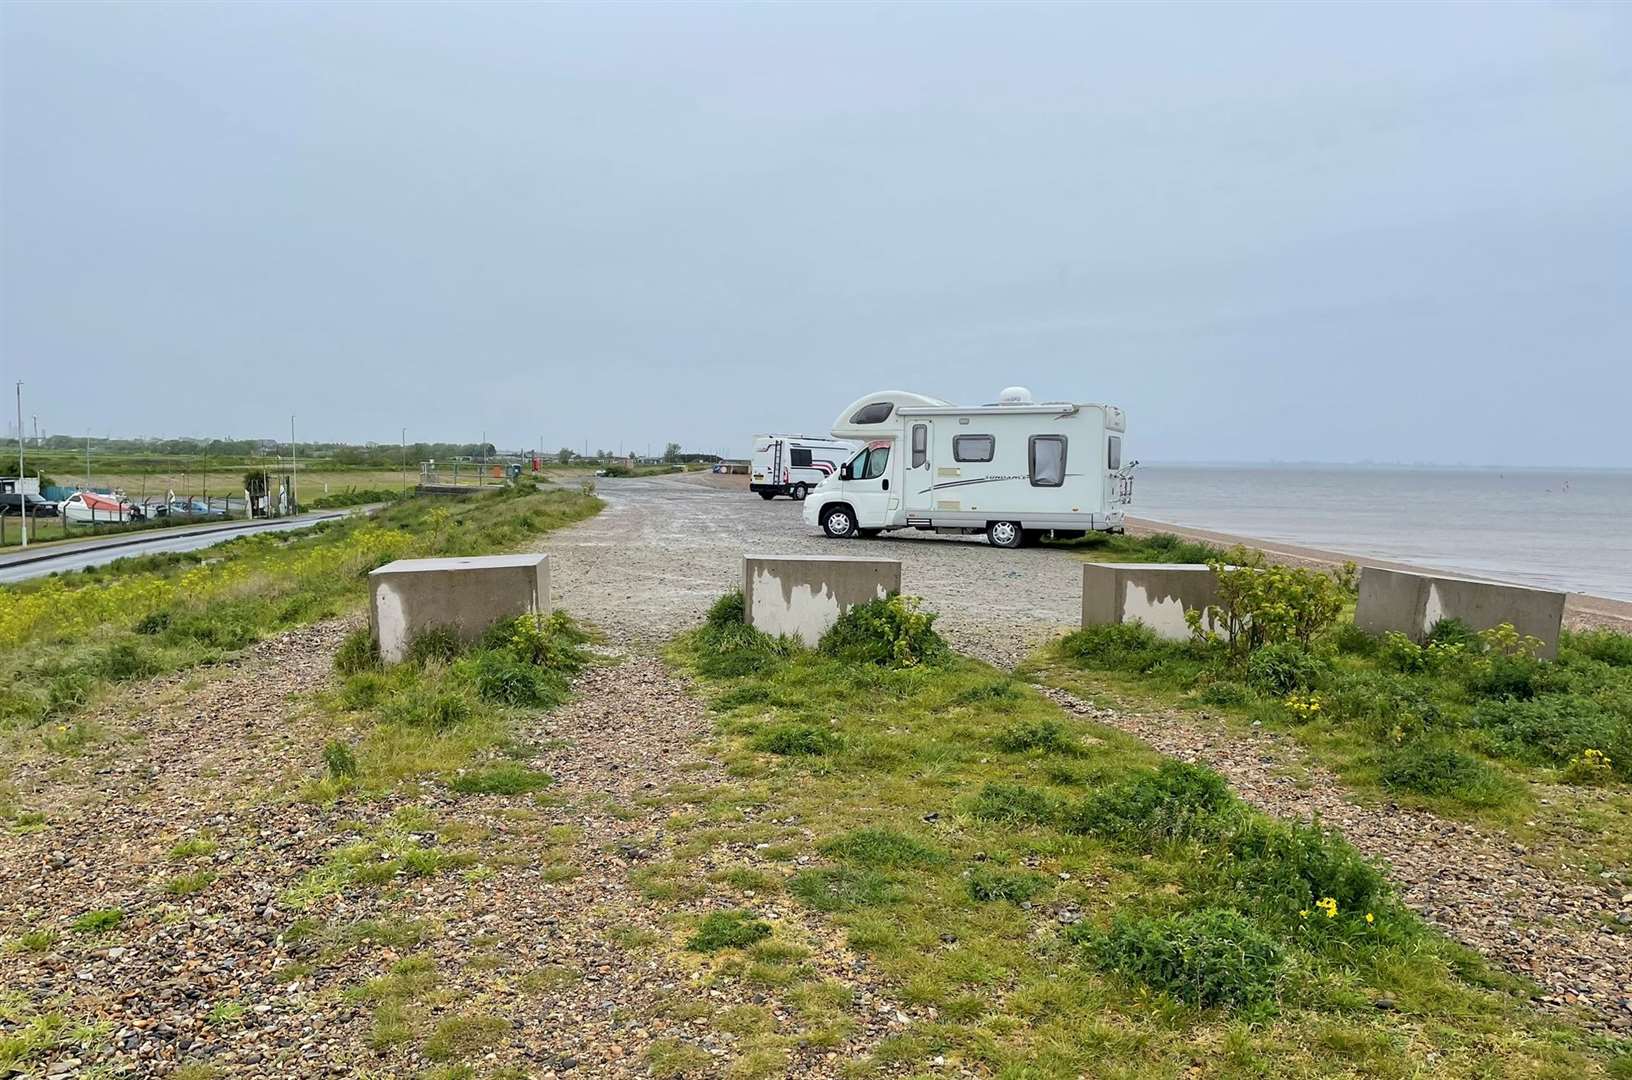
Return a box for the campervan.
[801,388,1134,547]
[750,434,859,501]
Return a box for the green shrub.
[966,867,1050,904]
[788,867,898,912]
[818,828,945,868]
[1561,748,1618,786]
[994,717,1081,755]
[1321,669,1442,736]
[322,740,359,779]
[705,591,747,628]
[334,629,380,675]
[750,722,841,757]
[1426,618,1479,649]
[482,612,592,672]
[1376,742,1511,806]
[686,910,772,952]
[406,626,463,667]
[819,595,949,669]
[1219,818,1386,922]
[1246,643,1325,695]
[96,641,160,682]
[1058,621,1187,674]
[1060,761,1235,846]
[1195,679,1253,707]
[463,650,571,709]
[1192,549,1354,658]
[1464,654,1541,700]
[692,596,798,678]
[161,609,259,650]
[448,762,553,795]
[1567,630,1632,668]
[72,908,124,934]
[1080,908,1284,1008]
[133,609,173,635]
[969,782,1057,825]
[1473,696,1628,774]
[1329,622,1378,657]
[339,672,392,711]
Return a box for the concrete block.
[1355,567,1565,659]
[1081,562,1223,641]
[369,554,550,664]
[743,555,901,647]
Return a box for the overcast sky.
[3,2,1628,465]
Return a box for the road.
[0,510,359,584]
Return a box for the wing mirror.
[839,464,852,481]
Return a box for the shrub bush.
[1219,817,1386,923]
[1192,548,1354,658]
[339,672,392,711]
[381,685,476,731]
[1376,742,1511,805]
[819,595,949,669]
[463,650,571,709]
[686,910,772,952]
[96,641,159,682]
[1473,696,1628,774]
[1567,630,1632,668]
[1058,621,1187,675]
[1060,761,1235,846]
[334,628,380,675]
[1246,643,1325,696]
[406,626,463,667]
[1080,907,1284,1008]
[1195,679,1253,707]
[1329,622,1378,657]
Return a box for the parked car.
[60,491,144,523]
[0,492,59,517]
[165,497,226,518]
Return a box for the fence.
[0,494,246,550]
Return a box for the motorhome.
[801,387,1134,547]
[750,434,859,501]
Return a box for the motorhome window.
[849,402,894,424]
[862,446,890,480]
[1107,436,1122,470]
[846,448,870,478]
[953,435,994,462]
[790,448,813,468]
[1029,436,1066,487]
[911,425,927,468]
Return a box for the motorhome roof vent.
[996,386,1034,405]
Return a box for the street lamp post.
[15,382,27,548]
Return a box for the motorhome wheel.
[759,491,776,500]
[821,506,857,538]
[792,483,808,500]
[987,521,1023,548]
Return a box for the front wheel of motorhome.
[821,506,858,538]
[987,520,1023,549]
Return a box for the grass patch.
[446,761,553,796]
[71,908,123,934]
[687,910,772,952]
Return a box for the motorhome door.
[903,421,934,518]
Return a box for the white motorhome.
[750,434,859,501]
[801,387,1134,547]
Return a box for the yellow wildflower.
[1365,912,1375,924]
[1315,896,1338,919]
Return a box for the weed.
[15,928,56,952]
[965,867,1050,903]
[407,626,463,667]
[322,740,359,779]
[788,867,898,911]
[72,908,123,934]
[1059,761,1234,846]
[994,717,1081,755]
[1246,642,1325,695]
[1080,907,1284,1008]
[164,870,218,896]
[1376,742,1514,806]
[423,1013,510,1062]
[333,628,380,675]
[969,782,1056,825]
[167,836,217,860]
[1058,621,1188,675]
[749,722,841,757]
[1570,630,1632,668]
[819,828,945,868]
[447,761,553,795]
[819,595,949,669]
[687,910,772,952]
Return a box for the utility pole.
[290,415,298,512]
[15,382,27,547]
[401,427,407,495]
[31,415,37,448]
[86,430,91,490]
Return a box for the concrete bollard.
[369,554,551,664]
[1081,562,1223,641]
[1355,567,1565,659]
[743,555,901,647]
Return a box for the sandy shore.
[1126,516,1632,633]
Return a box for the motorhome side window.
[1107,436,1122,470]
[910,424,927,468]
[862,446,890,480]
[790,448,812,467]
[953,435,994,462]
[1029,435,1066,487]
[849,402,894,424]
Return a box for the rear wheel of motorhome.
[758,491,776,500]
[821,505,857,538]
[987,520,1023,548]
[791,483,808,501]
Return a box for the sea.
[1130,465,1632,603]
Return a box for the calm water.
[1131,465,1632,602]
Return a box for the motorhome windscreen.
[953,435,994,462]
[1029,435,1066,486]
